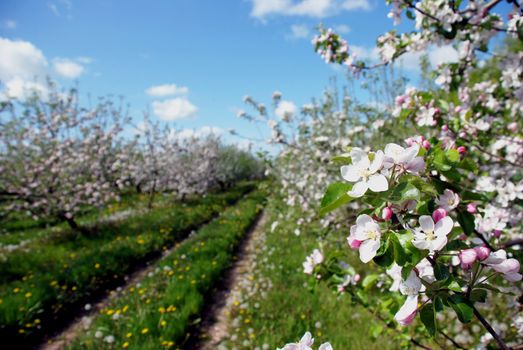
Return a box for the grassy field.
[66,188,266,349]
[218,194,401,350]
[0,182,255,347]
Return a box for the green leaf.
[373,238,394,268]
[362,274,380,290]
[388,182,421,203]
[331,154,352,164]
[319,182,353,216]
[391,233,408,266]
[470,289,488,303]
[420,302,437,336]
[434,262,450,281]
[457,210,476,236]
[445,149,460,163]
[448,294,473,323]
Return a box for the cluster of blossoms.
[300,1,523,347]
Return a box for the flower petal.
[419,215,434,233]
[431,235,447,252]
[299,332,313,346]
[359,239,380,263]
[394,295,418,326]
[369,150,384,173]
[368,174,389,192]
[340,165,361,182]
[319,343,333,350]
[434,216,453,236]
[348,181,368,198]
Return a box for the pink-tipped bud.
[432,208,448,223]
[457,146,466,154]
[492,230,502,238]
[353,274,361,283]
[442,124,449,132]
[338,286,345,293]
[382,207,393,221]
[422,140,430,150]
[459,131,467,138]
[405,138,414,146]
[467,203,477,213]
[455,106,462,113]
[474,246,490,261]
[459,249,477,270]
[458,233,467,240]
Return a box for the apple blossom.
[394,271,422,326]
[303,249,324,275]
[412,216,453,252]
[349,214,382,263]
[435,189,460,211]
[340,150,388,197]
[382,206,393,221]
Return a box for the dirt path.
[195,211,267,350]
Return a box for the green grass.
[66,188,266,350]
[220,194,401,350]
[0,182,255,347]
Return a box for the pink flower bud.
[459,249,477,270]
[353,274,361,283]
[493,230,502,238]
[466,203,477,213]
[442,124,449,132]
[338,286,345,293]
[405,138,414,146]
[508,122,518,132]
[474,246,490,261]
[382,207,393,221]
[455,106,462,113]
[432,208,448,223]
[458,233,467,240]
[459,131,467,138]
[457,146,466,154]
[422,140,430,150]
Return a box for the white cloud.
[175,126,224,139]
[251,0,371,19]
[53,58,85,79]
[288,24,310,39]
[342,0,371,11]
[152,97,198,120]
[48,0,73,19]
[275,100,297,120]
[350,45,379,61]
[3,20,17,29]
[0,37,48,82]
[146,84,189,97]
[1,77,48,100]
[0,37,92,100]
[429,45,459,67]
[334,24,351,34]
[350,44,458,71]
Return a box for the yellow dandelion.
[13,287,20,293]
[25,292,32,298]
[126,332,133,338]
[141,328,149,334]
[122,342,129,348]
[95,263,100,269]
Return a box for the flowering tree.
[0,84,130,231]
[306,1,523,348]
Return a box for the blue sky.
[0,0,437,147]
